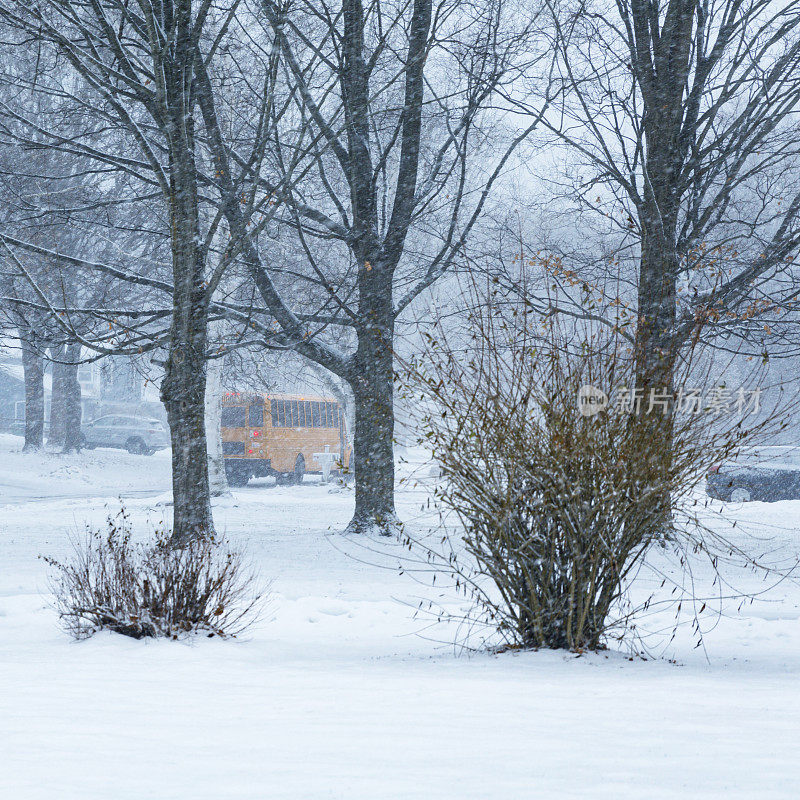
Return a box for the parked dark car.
[706,447,800,502]
[82,415,169,455]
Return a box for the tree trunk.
[161,335,212,545]
[161,135,213,544]
[205,351,229,497]
[48,343,67,448]
[61,341,83,453]
[633,198,679,540]
[345,310,398,535]
[158,7,214,546]
[19,326,44,452]
[634,202,679,392]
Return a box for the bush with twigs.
[44,510,266,640]
[403,287,786,652]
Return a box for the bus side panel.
[267,427,338,473]
[262,398,350,474]
[267,427,295,473]
[299,427,345,473]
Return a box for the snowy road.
[0,435,172,506]
[0,487,165,505]
[1,435,800,798]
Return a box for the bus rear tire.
[291,454,305,485]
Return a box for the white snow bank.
[1,435,800,798]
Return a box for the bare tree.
[196,0,545,533]
[510,0,800,389]
[476,0,800,536]
[0,0,546,538]
[9,307,46,450]
[0,0,224,542]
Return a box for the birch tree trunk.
[205,352,229,497]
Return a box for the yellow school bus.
[221,393,351,486]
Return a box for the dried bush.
[403,286,786,652]
[44,511,266,640]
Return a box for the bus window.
[248,403,264,427]
[221,406,246,427]
[271,398,279,426]
[290,400,298,427]
[327,402,338,427]
[298,401,306,427]
[312,402,321,428]
[277,399,286,427]
[304,401,312,427]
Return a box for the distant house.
[0,358,24,430]
[0,348,164,433]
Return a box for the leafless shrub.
[44,510,267,640]
[402,285,788,652]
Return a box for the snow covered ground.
[2,433,800,798]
